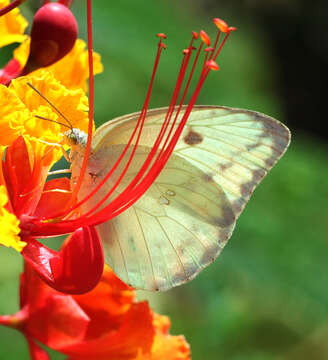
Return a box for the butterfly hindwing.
[75,145,235,290]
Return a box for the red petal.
[51,227,104,294]
[26,337,50,360]
[34,177,72,219]
[27,294,90,349]
[20,264,90,349]
[0,58,22,85]
[3,136,32,214]
[22,226,104,294]
[59,302,154,359]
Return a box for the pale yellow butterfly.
[67,105,290,291]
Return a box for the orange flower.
[0,264,191,360]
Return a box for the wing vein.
[133,207,157,289]
[155,217,188,279]
[111,223,131,284]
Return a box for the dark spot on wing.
[212,205,236,228]
[199,243,220,265]
[128,237,136,251]
[218,228,233,246]
[184,129,203,145]
[202,173,214,182]
[240,168,266,197]
[218,162,233,172]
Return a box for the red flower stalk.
[0,264,191,360]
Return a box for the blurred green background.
[1,0,327,359]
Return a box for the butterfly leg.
[48,169,71,176]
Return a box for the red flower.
[1,136,104,294]
[0,264,191,360]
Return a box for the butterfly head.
[64,128,88,147]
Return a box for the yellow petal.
[12,36,30,67]
[0,83,27,146]
[45,38,104,92]
[0,185,25,252]
[14,38,104,92]
[0,0,28,48]
[9,70,90,143]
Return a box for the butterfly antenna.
[34,115,72,129]
[27,82,73,130]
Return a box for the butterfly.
[68,105,291,291]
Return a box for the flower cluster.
[0,0,197,358]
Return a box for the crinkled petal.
[0,83,27,146]
[0,0,28,48]
[10,71,90,141]
[14,38,103,92]
[147,314,191,360]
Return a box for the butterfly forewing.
[75,106,290,291]
[94,106,290,216]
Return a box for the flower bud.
[23,3,78,74]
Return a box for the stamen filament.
[46,39,166,221]
[0,0,25,17]
[68,0,94,206]
[20,20,236,237]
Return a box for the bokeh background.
[1,0,327,359]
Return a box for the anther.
[192,31,199,39]
[199,30,211,46]
[206,59,219,71]
[213,18,229,33]
[228,26,237,32]
[157,33,167,39]
[159,43,167,49]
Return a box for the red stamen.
[80,38,208,224]
[157,33,167,39]
[207,59,219,71]
[82,36,190,217]
[76,41,166,218]
[47,38,166,222]
[21,21,232,237]
[68,0,94,206]
[213,32,231,62]
[199,30,211,46]
[0,0,24,17]
[192,31,199,39]
[213,18,229,33]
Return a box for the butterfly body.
[67,106,290,291]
